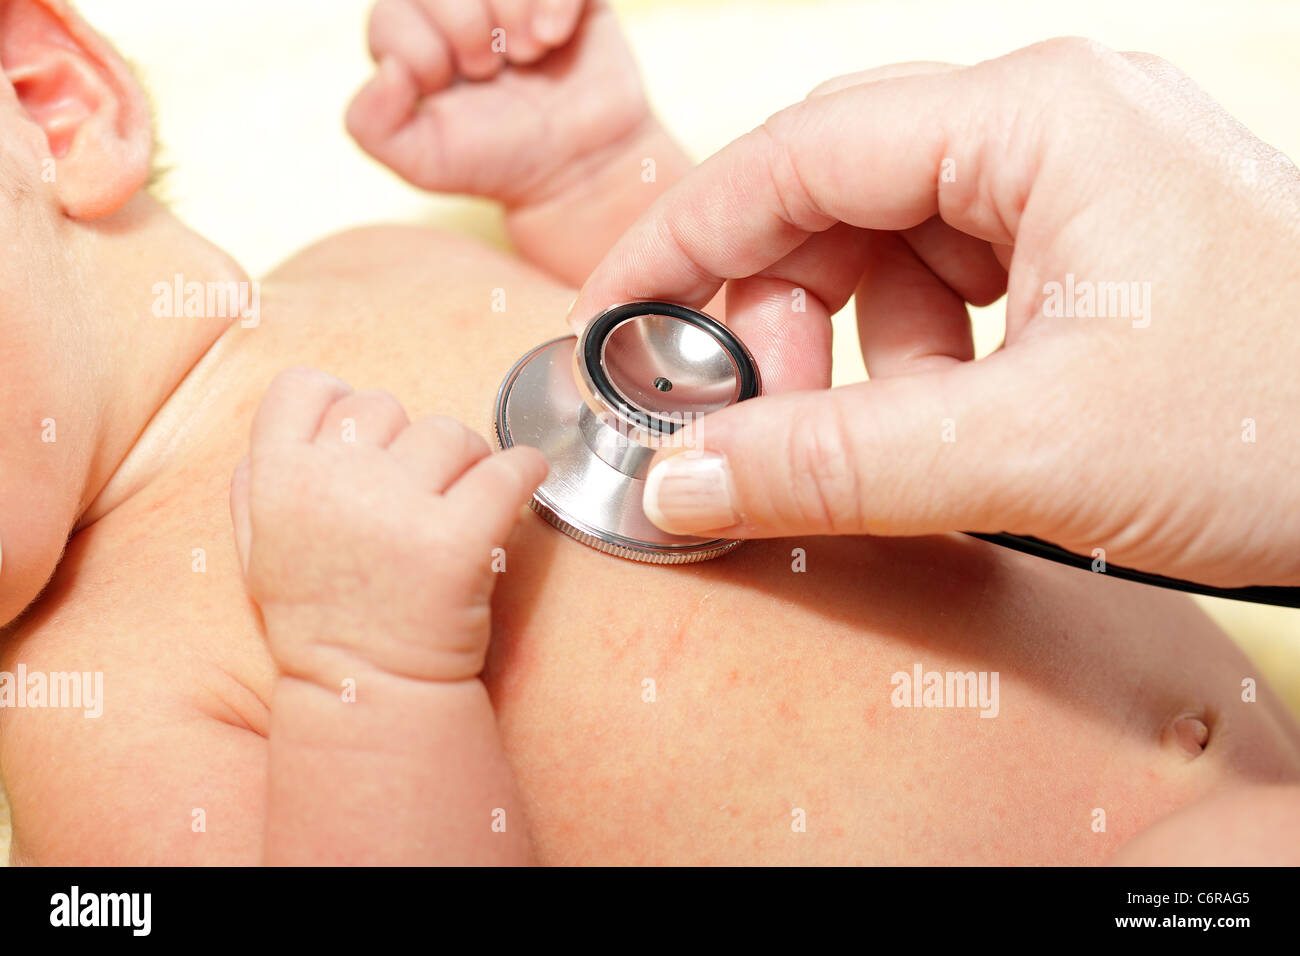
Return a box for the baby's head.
[1,0,155,624]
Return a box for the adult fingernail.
[643,452,739,534]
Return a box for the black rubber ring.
[582,302,760,435]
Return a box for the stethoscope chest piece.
[494,302,761,564]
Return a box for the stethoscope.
[494,301,1300,608]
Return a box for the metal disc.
[493,336,741,564]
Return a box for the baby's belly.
[15,227,1300,864]
[484,518,1300,863]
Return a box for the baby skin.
[4,0,1300,866]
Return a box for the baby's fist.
[230,368,546,686]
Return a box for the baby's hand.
[366,0,589,78]
[346,0,648,207]
[230,368,546,687]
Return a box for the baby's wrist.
[506,116,690,218]
[272,667,489,743]
[271,647,486,697]
[505,116,691,286]
[261,603,489,689]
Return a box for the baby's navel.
[1166,711,1211,757]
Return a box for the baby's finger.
[389,416,493,493]
[414,0,502,79]
[531,0,585,47]
[251,368,354,448]
[230,455,252,577]
[346,56,421,174]
[368,0,455,93]
[446,447,548,549]
[315,389,411,448]
[487,0,545,64]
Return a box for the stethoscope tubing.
[970,532,1300,608]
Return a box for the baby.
[3,0,1299,866]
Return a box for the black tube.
[968,532,1300,608]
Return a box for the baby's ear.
[0,0,151,218]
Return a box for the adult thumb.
[641,353,1064,540]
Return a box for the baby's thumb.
[448,446,549,553]
[642,359,1057,540]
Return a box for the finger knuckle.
[270,365,334,395]
[1024,36,1117,70]
[424,414,486,454]
[756,110,831,232]
[785,400,863,534]
[368,0,406,49]
[466,454,515,497]
[354,388,408,418]
[805,73,847,99]
[1121,50,1179,79]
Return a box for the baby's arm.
[1110,784,1300,865]
[346,0,693,287]
[266,669,524,865]
[230,368,546,865]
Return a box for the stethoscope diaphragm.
[493,302,762,564]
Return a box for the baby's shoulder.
[265,222,519,287]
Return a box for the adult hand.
[568,38,1300,588]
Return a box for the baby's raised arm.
[346,0,694,287]
[230,367,546,864]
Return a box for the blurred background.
[2,0,1294,859]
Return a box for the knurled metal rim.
[524,493,743,565]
